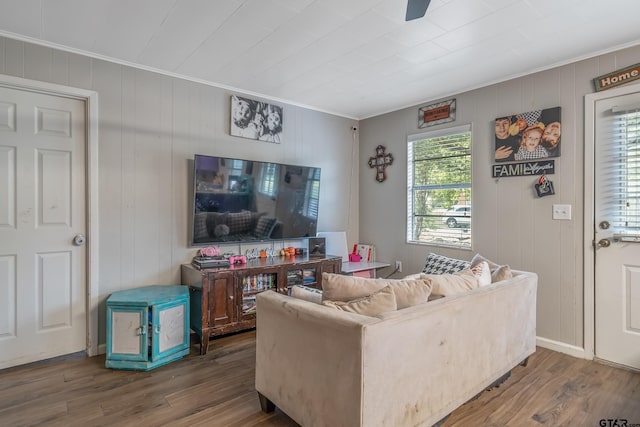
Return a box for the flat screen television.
[191,154,321,245]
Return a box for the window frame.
[406,124,473,249]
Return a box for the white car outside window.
[442,205,471,228]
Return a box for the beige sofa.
[255,268,537,427]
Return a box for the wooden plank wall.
[360,42,640,350]
[0,35,359,347]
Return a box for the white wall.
[0,36,359,345]
[360,43,640,349]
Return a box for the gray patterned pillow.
[422,252,470,275]
[227,211,252,234]
[193,213,208,240]
[252,216,277,238]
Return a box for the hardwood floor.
[0,331,638,426]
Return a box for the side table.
[341,261,391,278]
[105,285,190,371]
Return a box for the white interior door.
[0,86,86,369]
[594,89,640,370]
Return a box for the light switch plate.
[552,204,572,220]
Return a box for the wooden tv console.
[181,255,342,354]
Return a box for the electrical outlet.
[552,204,572,220]
[395,260,402,272]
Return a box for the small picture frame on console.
[308,237,326,258]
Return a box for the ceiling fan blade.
[405,0,431,21]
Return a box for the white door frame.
[584,81,640,361]
[0,74,100,357]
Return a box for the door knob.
[73,234,86,246]
[597,239,611,248]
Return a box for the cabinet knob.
[229,295,234,300]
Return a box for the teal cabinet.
[105,285,190,371]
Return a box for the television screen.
[191,154,321,245]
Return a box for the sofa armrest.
[255,291,379,427]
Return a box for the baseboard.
[97,343,106,355]
[536,336,589,359]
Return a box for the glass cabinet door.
[238,267,279,318]
[285,263,320,293]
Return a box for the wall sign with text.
[594,63,640,92]
[492,160,555,178]
[418,99,456,128]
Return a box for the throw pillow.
[227,210,253,235]
[386,279,432,309]
[193,212,208,241]
[322,285,397,316]
[253,216,277,238]
[321,273,432,309]
[250,211,266,231]
[406,271,480,297]
[470,253,513,283]
[290,285,323,304]
[422,253,470,275]
[471,261,491,287]
[321,273,386,301]
[491,265,513,282]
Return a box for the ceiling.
[1,0,640,119]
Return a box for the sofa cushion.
[253,216,277,238]
[404,270,480,297]
[470,253,513,283]
[322,284,396,316]
[422,252,470,274]
[227,210,253,234]
[430,271,480,296]
[290,285,323,304]
[321,273,432,309]
[386,279,433,309]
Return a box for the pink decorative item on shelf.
[229,255,247,265]
[349,253,362,262]
[200,246,221,257]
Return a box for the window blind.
[602,109,640,235]
[303,168,321,218]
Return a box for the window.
[230,159,244,176]
[407,124,472,249]
[601,107,640,235]
[259,163,278,197]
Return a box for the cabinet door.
[285,262,321,292]
[208,271,236,327]
[237,266,279,319]
[106,305,148,362]
[150,298,189,361]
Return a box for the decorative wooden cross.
[368,145,394,182]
